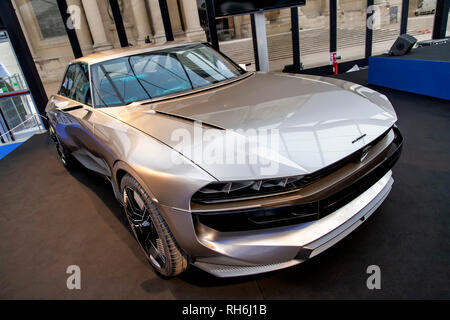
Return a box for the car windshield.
[90,43,245,108]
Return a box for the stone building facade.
[11,0,421,84]
[12,0,206,83]
[214,0,409,40]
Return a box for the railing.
[0,73,44,144]
[0,113,46,144]
[0,73,27,93]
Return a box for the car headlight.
[191,175,305,204]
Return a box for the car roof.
[74,41,203,65]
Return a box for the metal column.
[400,0,409,35]
[365,0,374,59]
[432,0,450,39]
[250,14,260,71]
[159,0,174,41]
[205,0,219,51]
[57,0,83,58]
[109,0,129,47]
[291,7,301,73]
[329,0,337,54]
[253,11,269,73]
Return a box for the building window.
[30,0,66,39]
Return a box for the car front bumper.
[160,127,402,277]
[193,170,393,277]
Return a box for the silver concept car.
[46,42,402,278]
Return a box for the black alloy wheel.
[121,174,188,277]
[123,186,167,270]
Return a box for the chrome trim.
[302,174,392,258]
[194,260,301,278]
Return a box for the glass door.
[0,29,45,144]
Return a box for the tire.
[120,174,188,277]
[49,126,76,169]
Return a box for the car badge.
[359,145,372,162]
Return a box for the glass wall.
[371,0,403,56]
[0,31,45,145]
[197,0,448,72]
[203,12,258,70]
[297,3,330,69]
[198,1,332,71]
[266,8,294,71]
[446,5,450,37]
[337,0,366,62]
[407,0,436,41]
[13,0,76,96]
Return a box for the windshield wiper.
[99,65,126,105]
[128,56,153,101]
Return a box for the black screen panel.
[214,0,306,18]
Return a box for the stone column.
[130,0,152,45]
[179,0,206,41]
[234,15,243,39]
[67,0,93,53]
[81,0,112,51]
[167,0,184,37]
[322,0,330,12]
[147,0,166,43]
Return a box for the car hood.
[100,72,397,181]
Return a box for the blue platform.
[0,142,23,160]
[368,43,450,100]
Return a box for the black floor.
[0,70,449,299]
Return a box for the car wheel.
[120,174,188,277]
[431,9,435,14]
[49,126,76,168]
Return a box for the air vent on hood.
[153,110,225,130]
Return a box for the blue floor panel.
[0,142,23,160]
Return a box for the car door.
[49,63,110,176]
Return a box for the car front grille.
[191,127,393,205]
[193,127,403,232]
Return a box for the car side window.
[71,63,91,105]
[59,63,91,106]
[59,64,77,98]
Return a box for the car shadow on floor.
[61,155,152,266]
